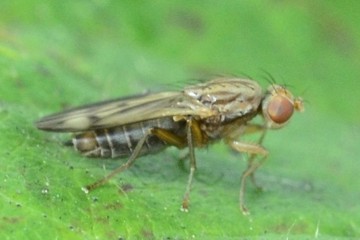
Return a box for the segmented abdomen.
[72,117,185,158]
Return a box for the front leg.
[226,130,268,215]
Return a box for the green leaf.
[1,1,359,239]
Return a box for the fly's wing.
[36,78,263,132]
[35,91,215,132]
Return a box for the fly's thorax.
[199,117,225,139]
[184,78,263,122]
[200,107,259,140]
[261,85,304,129]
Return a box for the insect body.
[36,78,304,214]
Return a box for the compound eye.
[267,95,294,124]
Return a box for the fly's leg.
[247,128,267,189]
[148,118,201,212]
[247,156,263,190]
[149,119,202,212]
[240,152,268,215]
[181,117,197,212]
[82,129,153,193]
[227,128,268,215]
[151,127,189,171]
[82,118,201,211]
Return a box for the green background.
[1,1,359,239]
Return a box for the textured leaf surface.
[0,1,359,239]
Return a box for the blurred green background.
[0,1,359,239]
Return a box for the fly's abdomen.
[72,117,185,158]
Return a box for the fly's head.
[262,85,304,129]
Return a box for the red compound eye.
[267,95,294,124]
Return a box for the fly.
[35,78,304,214]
